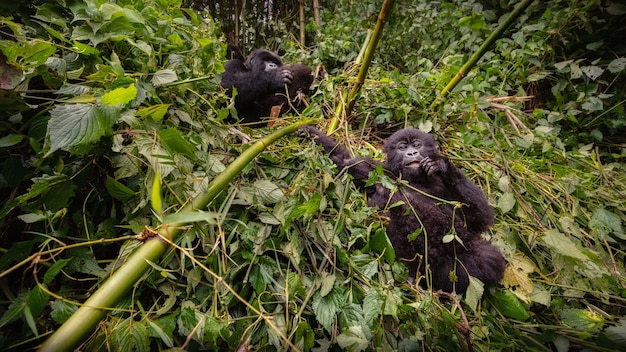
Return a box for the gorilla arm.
[427,156,495,236]
[298,126,378,181]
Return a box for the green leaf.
[47,104,117,154]
[136,104,171,121]
[50,299,78,324]
[0,60,23,89]
[162,211,217,225]
[44,258,72,285]
[607,57,626,73]
[151,69,177,86]
[110,318,151,352]
[319,272,336,297]
[101,84,137,106]
[336,326,369,352]
[288,193,322,220]
[151,168,162,213]
[497,192,516,213]
[589,208,625,240]
[312,286,344,333]
[560,308,604,331]
[489,290,530,321]
[543,229,588,260]
[464,276,485,311]
[580,66,604,80]
[158,128,197,159]
[369,228,395,263]
[105,176,136,201]
[0,292,27,327]
[0,174,76,217]
[0,133,24,148]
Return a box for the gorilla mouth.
[406,161,421,168]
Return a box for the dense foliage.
[0,0,625,351]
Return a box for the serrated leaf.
[148,320,174,347]
[57,83,91,95]
[0,292,27,327]
[0,174,75,217]
[27,285,49,320]
[312,286,344,333]
[47,104,117,154]
[589,208,625,240]
[50,299,78,324]
[336,325,369,352]
[464,276,485,311]
[582,96,603,112]
[288,193,322,220]
[543,229,588,260]
[151,69,177,86]
[106,176,136,200]
[158,128,196,159]
[101,84,137,106]
[319,272,336,297]
[362,289,384,324]
[560,308,604,331]
[580,65,604,80]
[251,179,285,204]
[44,258,72,285]
[607,57,626,73]
[110,318,151,352]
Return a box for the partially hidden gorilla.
[299,126,506,294]
[221,47,314,124]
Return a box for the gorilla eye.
[265,62,279,71]
[397,142,407,150]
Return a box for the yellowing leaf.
[151,168,162,213]
[101,84,137,106]
[502,254,535,303]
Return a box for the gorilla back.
[299,126,506,294]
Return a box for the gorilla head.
[383,129,447,180]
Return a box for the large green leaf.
[47,104,117,154]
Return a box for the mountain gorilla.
[299,126,506,294]
[221,47,314,124]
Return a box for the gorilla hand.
[421,156,448,176]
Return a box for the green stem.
[38,119,316,352]
[328,0,396,132]
[430,0,535,108]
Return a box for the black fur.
[220,48,313,124]
[299,126,506,294]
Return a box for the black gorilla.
[299,126,506,294]
[220,48,314,124]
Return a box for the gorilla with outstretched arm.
[299,126,506,294]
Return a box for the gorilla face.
[245,50,292,87]
[384,129,442,179]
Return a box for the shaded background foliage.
[0,0,625,351]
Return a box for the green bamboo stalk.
[328,0,396,133]
[430,0,535,108]
[39,119,316,352]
